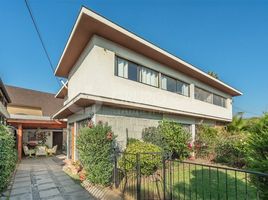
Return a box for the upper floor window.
[161,75,189,96]
[116,57,139,82]
[195,87,212,103]
[140,67,158,87]
[116,57,158,87]
[115,56,189,96]
[213,94,226,108]
[195,87,227,107]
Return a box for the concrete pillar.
[73,122,78,161]
[66,124,70,159]
[191,123,196,143]
[17,124,23,161]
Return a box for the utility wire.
[233,105,259,116]
[24,0,61,87]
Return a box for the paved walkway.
[9,157,93,200]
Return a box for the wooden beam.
[71,125,75,161]
[17,124,22,161]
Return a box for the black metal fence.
[113,151,268,200]
[114,153,268,200]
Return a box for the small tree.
[142,126,165,148]
[195,125,219,160]
[158,120,191,159]
[208,71,219,79]
[247,114,268,198]
[77,121,116,186]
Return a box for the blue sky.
[0,0,268,117]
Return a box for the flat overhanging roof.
[55,7,242,97]
[53,93,232,122]
[7,118,67,129]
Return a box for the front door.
[53,131,63,153]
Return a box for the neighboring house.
[53,7,242,160]
[6,85,67,160]
[0,79,11,125]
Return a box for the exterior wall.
[95,106,163,149]
[66,35,233,122]
[67,104,219,159]
[8,105,42,116]
[0,101,9,124]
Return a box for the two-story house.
[53,7,242,160]
[0,79,11,125]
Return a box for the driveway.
[8,157,93,200]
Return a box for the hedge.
[77,121,116,186]
[0,124,17,192]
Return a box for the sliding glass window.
[161,75,176,92]
[213,94,226,107]
[116,57,139,81]
[140,67,159,87]
[116,56,190,97]
[194,87,213,103]
[195,87,227,108]
[177,80,189,96]
[161,75,189,96]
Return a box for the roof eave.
[55,6,242,97]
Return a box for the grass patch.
[118,161,259,200]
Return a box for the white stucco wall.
[66,35,233,122]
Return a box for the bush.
[142,126,164,148]
[127,138,140,145]
[0,124,17,192]
[246,114,268,199]
[77,121,116,186]
[194,125,219,160]
[215,134,248,168]
[158,120,191,159]
[120,140,162,176]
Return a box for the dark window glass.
[195,87,213,103]
[161,75,176,92]
[213,94,226,107]
[128,62,139,81]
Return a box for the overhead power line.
[24,0,61,87]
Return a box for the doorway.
[53,131,63,153]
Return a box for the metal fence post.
[113,149,119,188]
[162,154,166,200]
[169,154,173,200]
[136,153,141,200]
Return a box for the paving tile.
[45,196,64,200]
[38,183,57,191]
[9,193,32,200]
[39,188,60,198]
[63,185,83,193]
[12,182,31,189]
[10,186,31,196]
[36,178,53,185]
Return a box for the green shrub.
[194,125,219,160]
[246,114,268,199]
[158,120,191,159]
[77,121,116,186]
[142,126,165,149]
[127,138,140,145]
[120,140,162,176]
[0,124,17,192]
[215,134,248,168]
